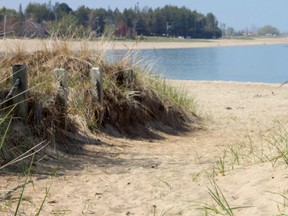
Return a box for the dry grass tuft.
[0,37,200,162]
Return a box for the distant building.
[18,19,49,37]
[0,19,49,38]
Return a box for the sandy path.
[2,81,288,215]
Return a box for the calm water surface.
[134,44,288,83]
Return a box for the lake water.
[130,44,288,84]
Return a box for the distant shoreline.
[1,37,288,52]
[114,37,288,50]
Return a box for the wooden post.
[54,68,68,90]
[90,67,103,105]
[124,69,134,89]
[90,67,104,126]
[54,68,68,129]
[12,64,28,117]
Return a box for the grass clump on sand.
[0,37,200,161]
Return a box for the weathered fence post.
[90,67,104,125]
[54,68,68,90]
[12,64,28,117]
[124,69,134,89]
[90,67,103,105]
[54,68,68,129]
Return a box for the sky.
[0,0,288,32]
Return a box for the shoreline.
[168,79,285,89]
[168,79,283,85]
[113,37,288,50]
[1,37,288,52]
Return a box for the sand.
[1,80,288,215]
[115,36,288,49]
[1,36,288,52]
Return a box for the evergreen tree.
[25,3,54,22]
[2,3,224,38]
[18,4,25,21]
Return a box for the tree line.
[0,2,222,39]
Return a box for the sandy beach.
[115,36,288,49]
[1,36,288,52]
[1,80,288,215]
[1,38,288,215]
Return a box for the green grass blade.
[14,154,35,215]
[0,116,12,150]
[35,184,52,216]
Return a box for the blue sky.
[1,0,288,32]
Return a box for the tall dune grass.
[0,36,200,155]
[0,36,201,214]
